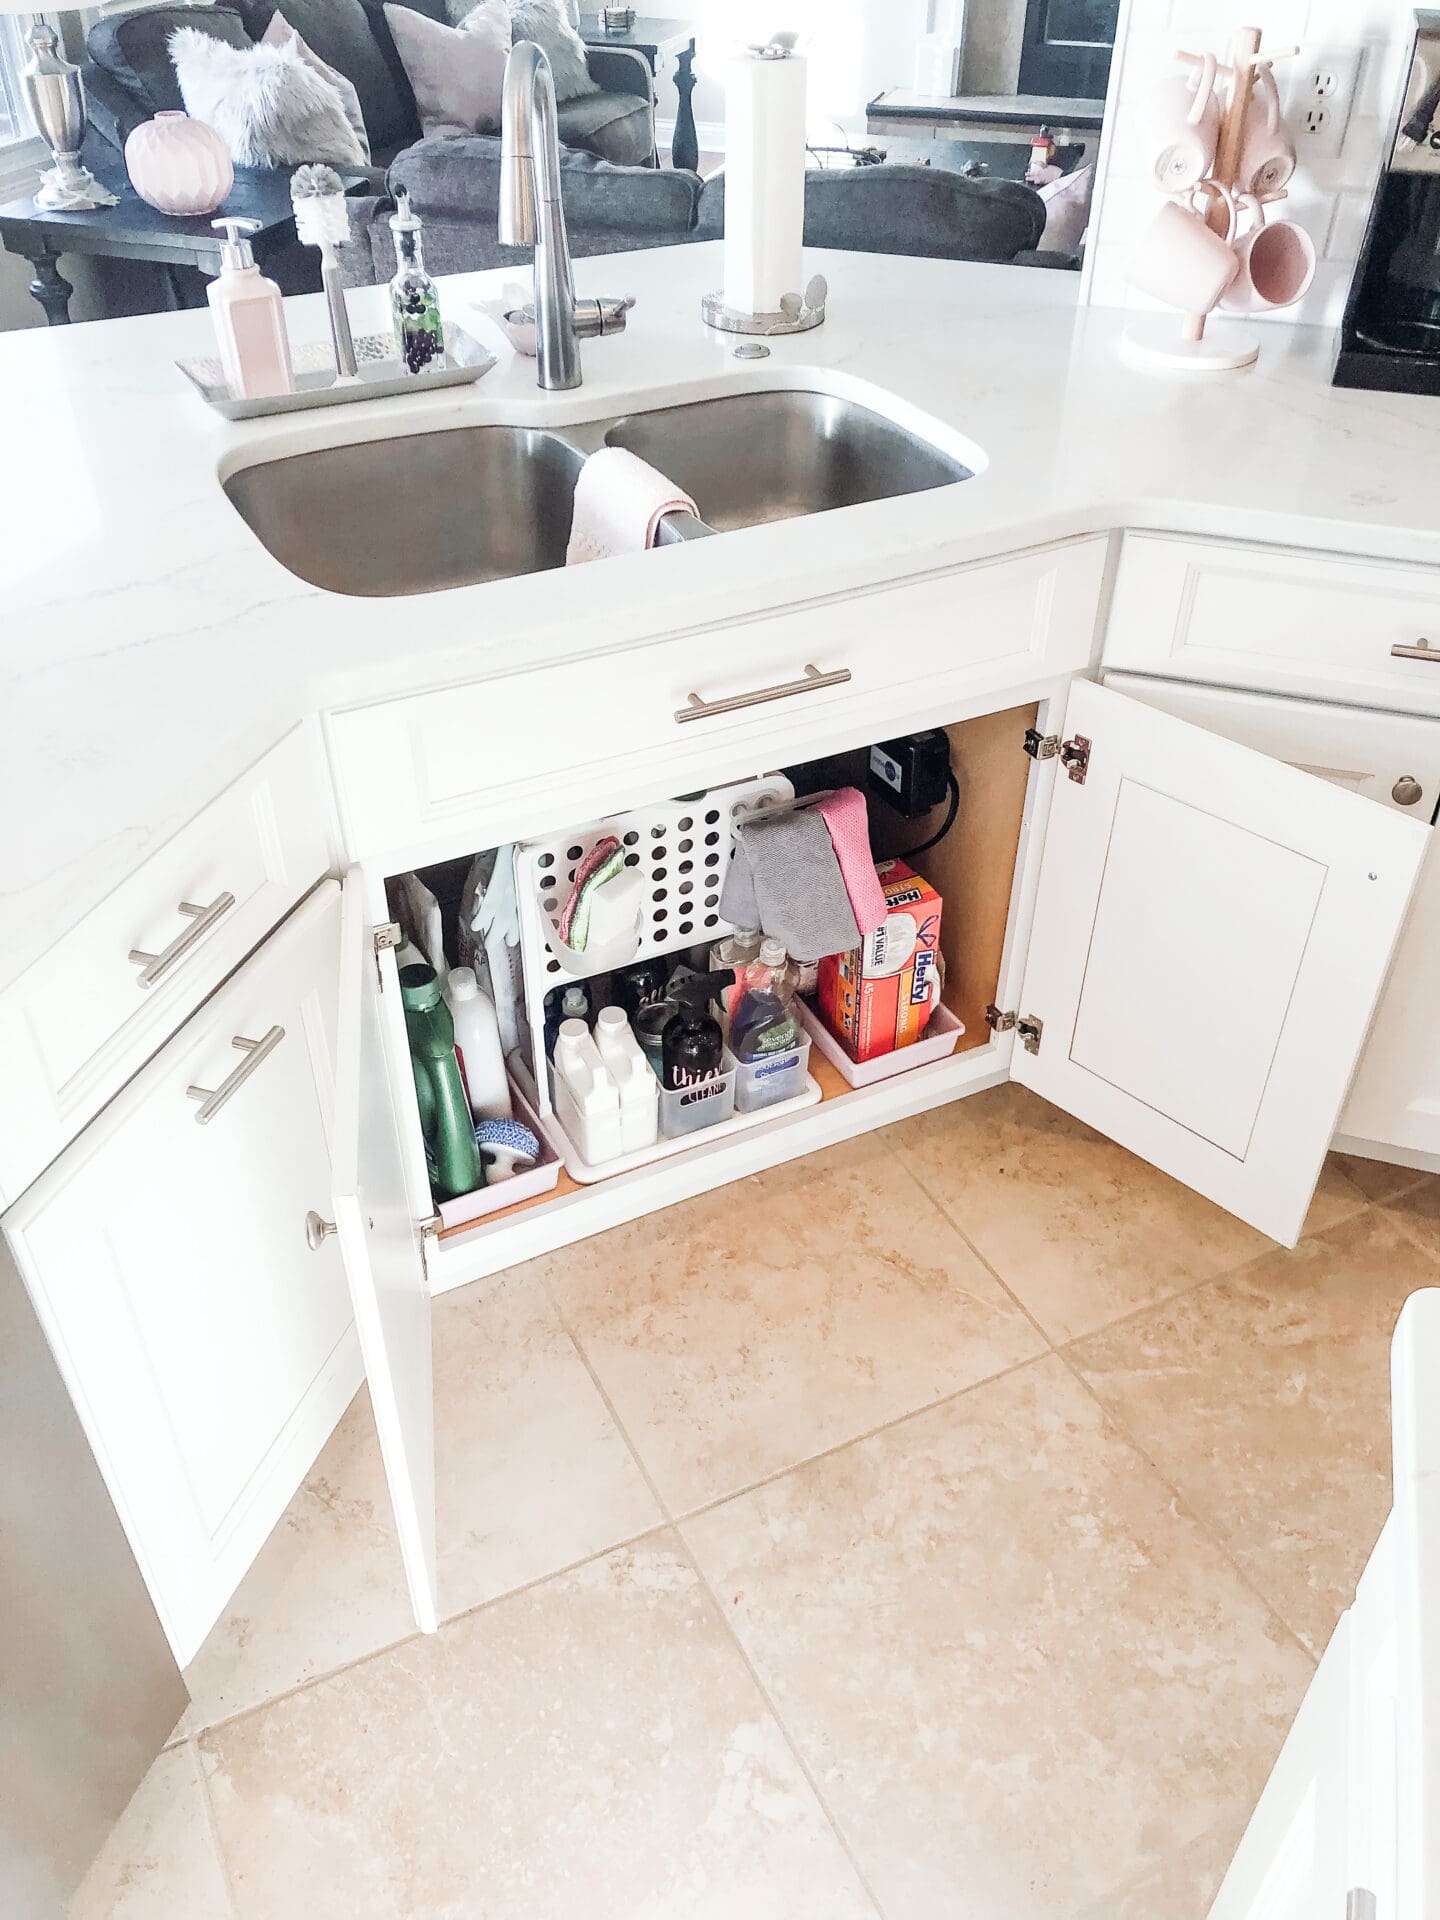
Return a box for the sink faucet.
[499,40,633,389]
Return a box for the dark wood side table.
[578,13,700,172]
[808,134,1086,181]
[0,156,368,325]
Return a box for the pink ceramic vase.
[125,112,233,217]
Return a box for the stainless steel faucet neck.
[500,41,582,390]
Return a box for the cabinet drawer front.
[328,538,1107,859]
[0,727,330,1205]
[3,884,359,1666]
[1103,534,1440,713]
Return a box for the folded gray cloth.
[720,805,861,963]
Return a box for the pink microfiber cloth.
[813,789,887,936]
[559,836,622,945]
[566,447,698,565]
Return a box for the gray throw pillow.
[451,0,598,102]
[169,26,366,166]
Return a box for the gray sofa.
[340,136,1050,285]
[81,0,658,171]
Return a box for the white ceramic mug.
[1142,51,1221,192]
[1220,197,1317,312]
[1127,178,1241,315]
[1236,64,1297,197]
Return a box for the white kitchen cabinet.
[3,884,361,1665]
[1209,1289,1440,1920]
[1103,673,1440,1169]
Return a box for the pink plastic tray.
[796,997,966,1089]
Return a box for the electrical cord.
[898,770,960,860]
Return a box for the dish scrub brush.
[290,164,358,383]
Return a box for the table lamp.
[2,5,117,209]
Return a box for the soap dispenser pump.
[206,215,293,401]
[661,969,734,1091]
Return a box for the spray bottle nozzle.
[670,968,733,1008]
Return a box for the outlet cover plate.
[1284,47,1363,159]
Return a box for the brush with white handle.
[291,164,359,383]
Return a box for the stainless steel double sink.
[223,389,976,599]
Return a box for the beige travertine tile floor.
[73,1085,1440,1920]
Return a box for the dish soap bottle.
[401,964,482,1198]
[661,969,733,1090]
[443,965,512,1123]
[709,925,760,1024]
[207,215,293,401]
[388,190,444,374]
[730,939,800,1061]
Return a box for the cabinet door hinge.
[986,1007,1043,1054]
[420,1213,441,1242]
[1060,734,1091,785]
[373,921,402,990]
[1023,728,1090,785]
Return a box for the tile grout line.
[543,1272,890,1920]
[899,1148,1324,1664]
[180,1733,244,1920]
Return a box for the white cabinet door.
[1013,680,1428,1245]
[331,873,439,1633]
[2,884,361,1666]
[1103,673,1440,1164]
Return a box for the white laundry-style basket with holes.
[514,775,824,1178]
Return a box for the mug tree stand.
[1120,25,1293,374]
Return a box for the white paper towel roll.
[723,49,807,318]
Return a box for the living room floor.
[73,1086,1439,1920]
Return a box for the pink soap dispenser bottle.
[206,215,293,401]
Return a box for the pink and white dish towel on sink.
[566,447,697,565]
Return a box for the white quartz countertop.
[4,239,1440,992]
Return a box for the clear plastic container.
[658,1051,737,1138]
[734,1036,812,1113]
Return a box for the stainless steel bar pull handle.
[1391,637,1440,662]
[675,663,851,725]
[130,892,236,988]
[187,1026,284,1126]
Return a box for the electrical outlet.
[1284,47,1363,159]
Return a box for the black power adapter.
[867,730,952,819]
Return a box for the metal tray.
[176,322,496,421]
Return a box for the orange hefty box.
[816,859,943,1064]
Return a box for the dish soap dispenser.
[401,963,482,1198]
[207,215,293,401]
[388,190,444,374]
[729,939,800,1061]
[661,969,733,1090]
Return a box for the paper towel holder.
[702,273,828,337]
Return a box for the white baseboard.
[655,116,727,158]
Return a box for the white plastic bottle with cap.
[207,215,293,400]
[443,966,512,1122]
[552,1018,623,1164]
[593,1006,659,1152]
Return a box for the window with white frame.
[0,12,35,149]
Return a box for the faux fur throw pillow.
[450,0,598,102]
[169,26,366,169]
[260,13,370,162]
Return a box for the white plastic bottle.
[552,1018,623,1164]
[444,966,512,1122]
[594,1006,659,1152]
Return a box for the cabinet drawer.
[2,884,359,1666]
[0,727,330,1205]
[327,537,1107,859]
[1104,533,1440,713]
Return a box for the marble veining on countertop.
[3,240,1440,993]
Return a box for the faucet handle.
[573,295,635,338]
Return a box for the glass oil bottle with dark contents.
[388,190,445,375]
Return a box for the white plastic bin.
[734,1037,812,1113]
[658,1053,737,1138]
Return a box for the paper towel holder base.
[702,276,828,337]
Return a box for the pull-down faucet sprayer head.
[498,39,546,246]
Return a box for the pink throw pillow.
[261,12,371,161]
[383,1,510,138]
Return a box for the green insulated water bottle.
[400,964,482,1199]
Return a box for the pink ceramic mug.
[1127,179,1241,314]
[1235,65,1296,197]
[1142,51,1221,192]
[1220,197,1317,312]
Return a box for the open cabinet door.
[332,871,439,1632]
[1013,679,1428,1245]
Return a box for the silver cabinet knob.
[305,1211,336,1252]
[1392,775,1424,807]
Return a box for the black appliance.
[1336,10,1440,392]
